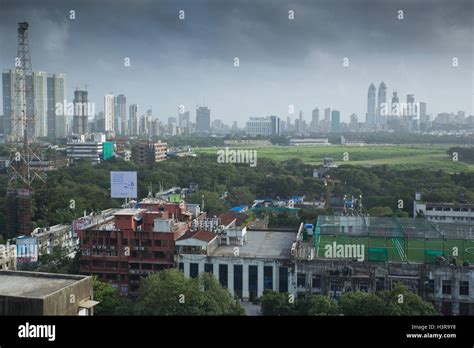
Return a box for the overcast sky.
[0,0,472,124]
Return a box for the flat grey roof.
[211,230,296,259]
[0,271,88,299]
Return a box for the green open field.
[196,144,474,172]
[316,234,474,263]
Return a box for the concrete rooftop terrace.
[0,271,89,299]
[211,230,296,259]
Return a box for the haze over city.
[0,0,472,123]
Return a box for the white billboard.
[111,171,137,198]
[16,237,38,263]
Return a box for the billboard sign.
[16,236,38,263]
[111,171,137,198]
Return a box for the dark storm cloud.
[0,0,472,122]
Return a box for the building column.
[228,262,234,296]
[273,263,279,292]
[452,274,460,315]
[257,263,264,297]
[213,261,219,281]
[198,261,204,276]
[183,261,190,278]
[288,267,296,297]
[242,264,249,300]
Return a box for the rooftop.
[0,271,89,299]
[114,208,145,216]
[178,230,217,243]
[211,230,296,259]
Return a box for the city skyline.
[0,0,472,124]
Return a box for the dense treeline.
[0,153,473,232]
[257,283,437,316]
[448,147,474,164]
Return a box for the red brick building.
[79,201,190,295]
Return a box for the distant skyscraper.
[270,115,280,136]
[350,113,358,125]
[366,83,376,125]
[72,90,90,135]
[2,70,16,138]
[298,110,303,134]
[311,108,319,131]
[168,117,177,126]
[104,94,114,133]
[391,91,399,116]
[196,106,211,133]
[419,102,427,122]
[324,108,331,122]
[129,104,139,136]
[331,110,340,132]
[179,110,190,128]
[2,70,41,139]
[31,72,48,138]
[376,82,387,125]
[115,94,127,136]
[47,73,67,139]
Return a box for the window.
[248,265,258,299]
[219,264,228,288]
[442,280,452,295]
[425,279,435,294]
[297,273,305,288]
[279,267,288,292]
[459,302,470,315]
[460,281,469,296]
[359,281,368,292]
[234,265,243,298]
[190,263,199,278]
[178,262,184,272]
[264,266,273,290]
[154,251,165,259]
[376,277,385,291]
[312,275,321,289]
[204,263,213,274]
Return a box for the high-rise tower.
[376,81,387,125]
[366,83,376,125]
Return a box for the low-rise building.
[78,201,190,295]
[0,270,97,315]
[32,224,79,257]
[131,140,167,165]
[177,227,297,301]
[414,194,474,223]
[290,138,330,146]
[0,243,17,270]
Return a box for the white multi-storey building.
[414,193,474,223]
[104,94,115,133]
[246,116,280,137]
[32,71,48,138]
[176,226,297,300]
